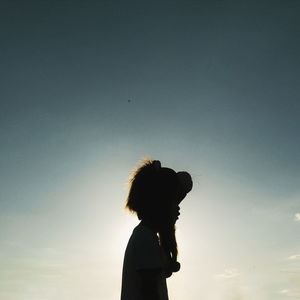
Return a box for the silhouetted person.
[120,159,193,300]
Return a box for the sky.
[0,0,299,299]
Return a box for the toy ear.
[153,160,161,170]
[177,171,193,194]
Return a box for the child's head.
[125,159,192,226]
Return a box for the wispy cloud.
[279,289,289,294]
[288,254,300,260]
[216,268,240,279]
[294,213,300,222]
[279,288,300,297]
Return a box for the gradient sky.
[0,1,299,299]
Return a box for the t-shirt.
[120,222,169,300]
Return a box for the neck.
[140,219,159,233]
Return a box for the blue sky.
[0,1,299,299]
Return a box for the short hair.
[125,159,191,220]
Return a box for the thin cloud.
[216,268,240,279]
[279,289,289,294]
[279,288,300,297]
[294,213,300,222]
[288,254,300,260]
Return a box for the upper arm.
[134,232,163,271]
[132,227,164,299]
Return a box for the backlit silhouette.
[120,159,193,300]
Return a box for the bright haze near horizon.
[0,1,299,299]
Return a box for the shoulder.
[128,223,163,270]
[132,223,159,243]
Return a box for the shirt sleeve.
[133,228,163,271]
